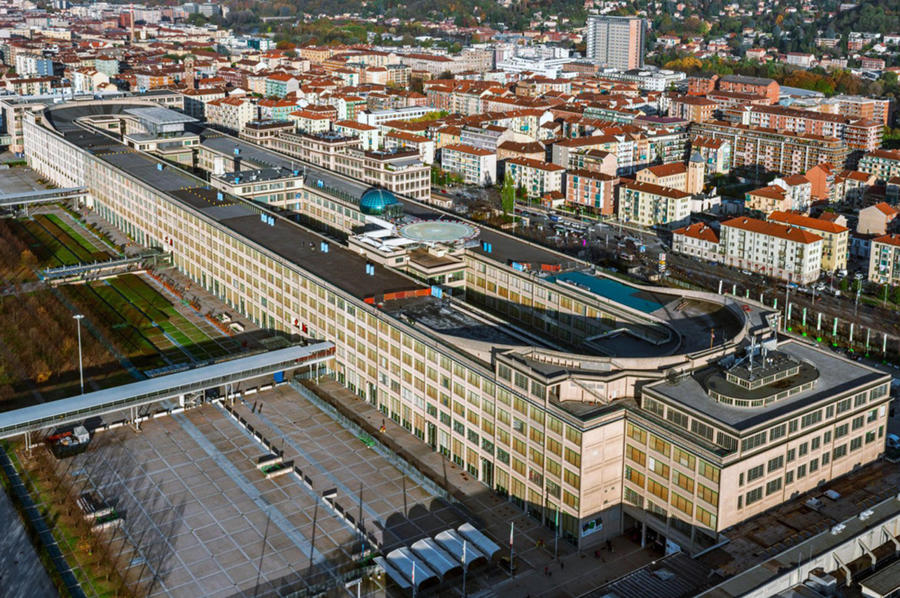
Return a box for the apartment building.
[719,217,823,284]
[257,99,298,122]
[672,222,720,262]
[745,185,792,215]
[239,120,294,148]
[385,131,434,166]
[358,106,431,127]
[441,144,497,186]
[617,179,691,228]
[182,88,226,120]
[669,96,717,123]
[690,137,731,175]
[717,74,780,103]
[858,149,900,183]
[690,121,849,176]
[505,157,565,199]
[868,234,900,285]
[585,16,646,69]
[334,120,381,152]
[737,104,882,154]
[745,175,812,216]
[565,169,618,216]
[205,97,255,133]
[767,211,848,272]
[23,100,891,558]
[805,163,837,203]
[815,95,892,126]
[857,202,899,236]
[635,160,704,195]
[289,110,333,135]
[264,72,299,98]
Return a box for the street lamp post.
[73,314,85,394]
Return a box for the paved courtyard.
[233,385,466,551]
[52,386,460,597]
[0,165,50,197]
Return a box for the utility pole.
[509,521,515,578]
[462,539,467,598]
[784,285,791,331]
[554,507,559,561]
[73,314,85,394]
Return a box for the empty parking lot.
[53,385,463,597]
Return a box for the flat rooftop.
[384,296,554,364]
[647,339,889,431]
[198,126,569,268]
[125,106,198,126]
[214,167,301,184]
[50,115,423,301]
[199,129,371,202]
[699,460,900,596]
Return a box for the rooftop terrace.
[647,340,888,431]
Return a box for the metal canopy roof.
[384,547,438,590]
[125,106,198,126]
[410,537,462,579]
[457,522,501,560]
[434,529,485,569]
[0,342,334,439]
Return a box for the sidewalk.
[301,377,657,596]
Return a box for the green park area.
[0,213,241,410]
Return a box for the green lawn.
[42,214,110,262]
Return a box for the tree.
[501,174,516,215]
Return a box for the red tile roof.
[643,162,688,178]
[443,143,494,157]
[507,157,565,172]
[874,233,900,248]
[722,217,823,244]
[619,179,691,199]
[768,211,849,234]
[674,222,719,243]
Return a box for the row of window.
[739,429,882,509]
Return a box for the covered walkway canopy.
[435,529,487,569]
[0,342,334,440]
[373,557,411,590]
[410,537,462,579]
[458,522,501,560]
[0,187,87,207]
[384,547,438,590]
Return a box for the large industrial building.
[22,99,893,556]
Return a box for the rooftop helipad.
[397,220,479,245]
